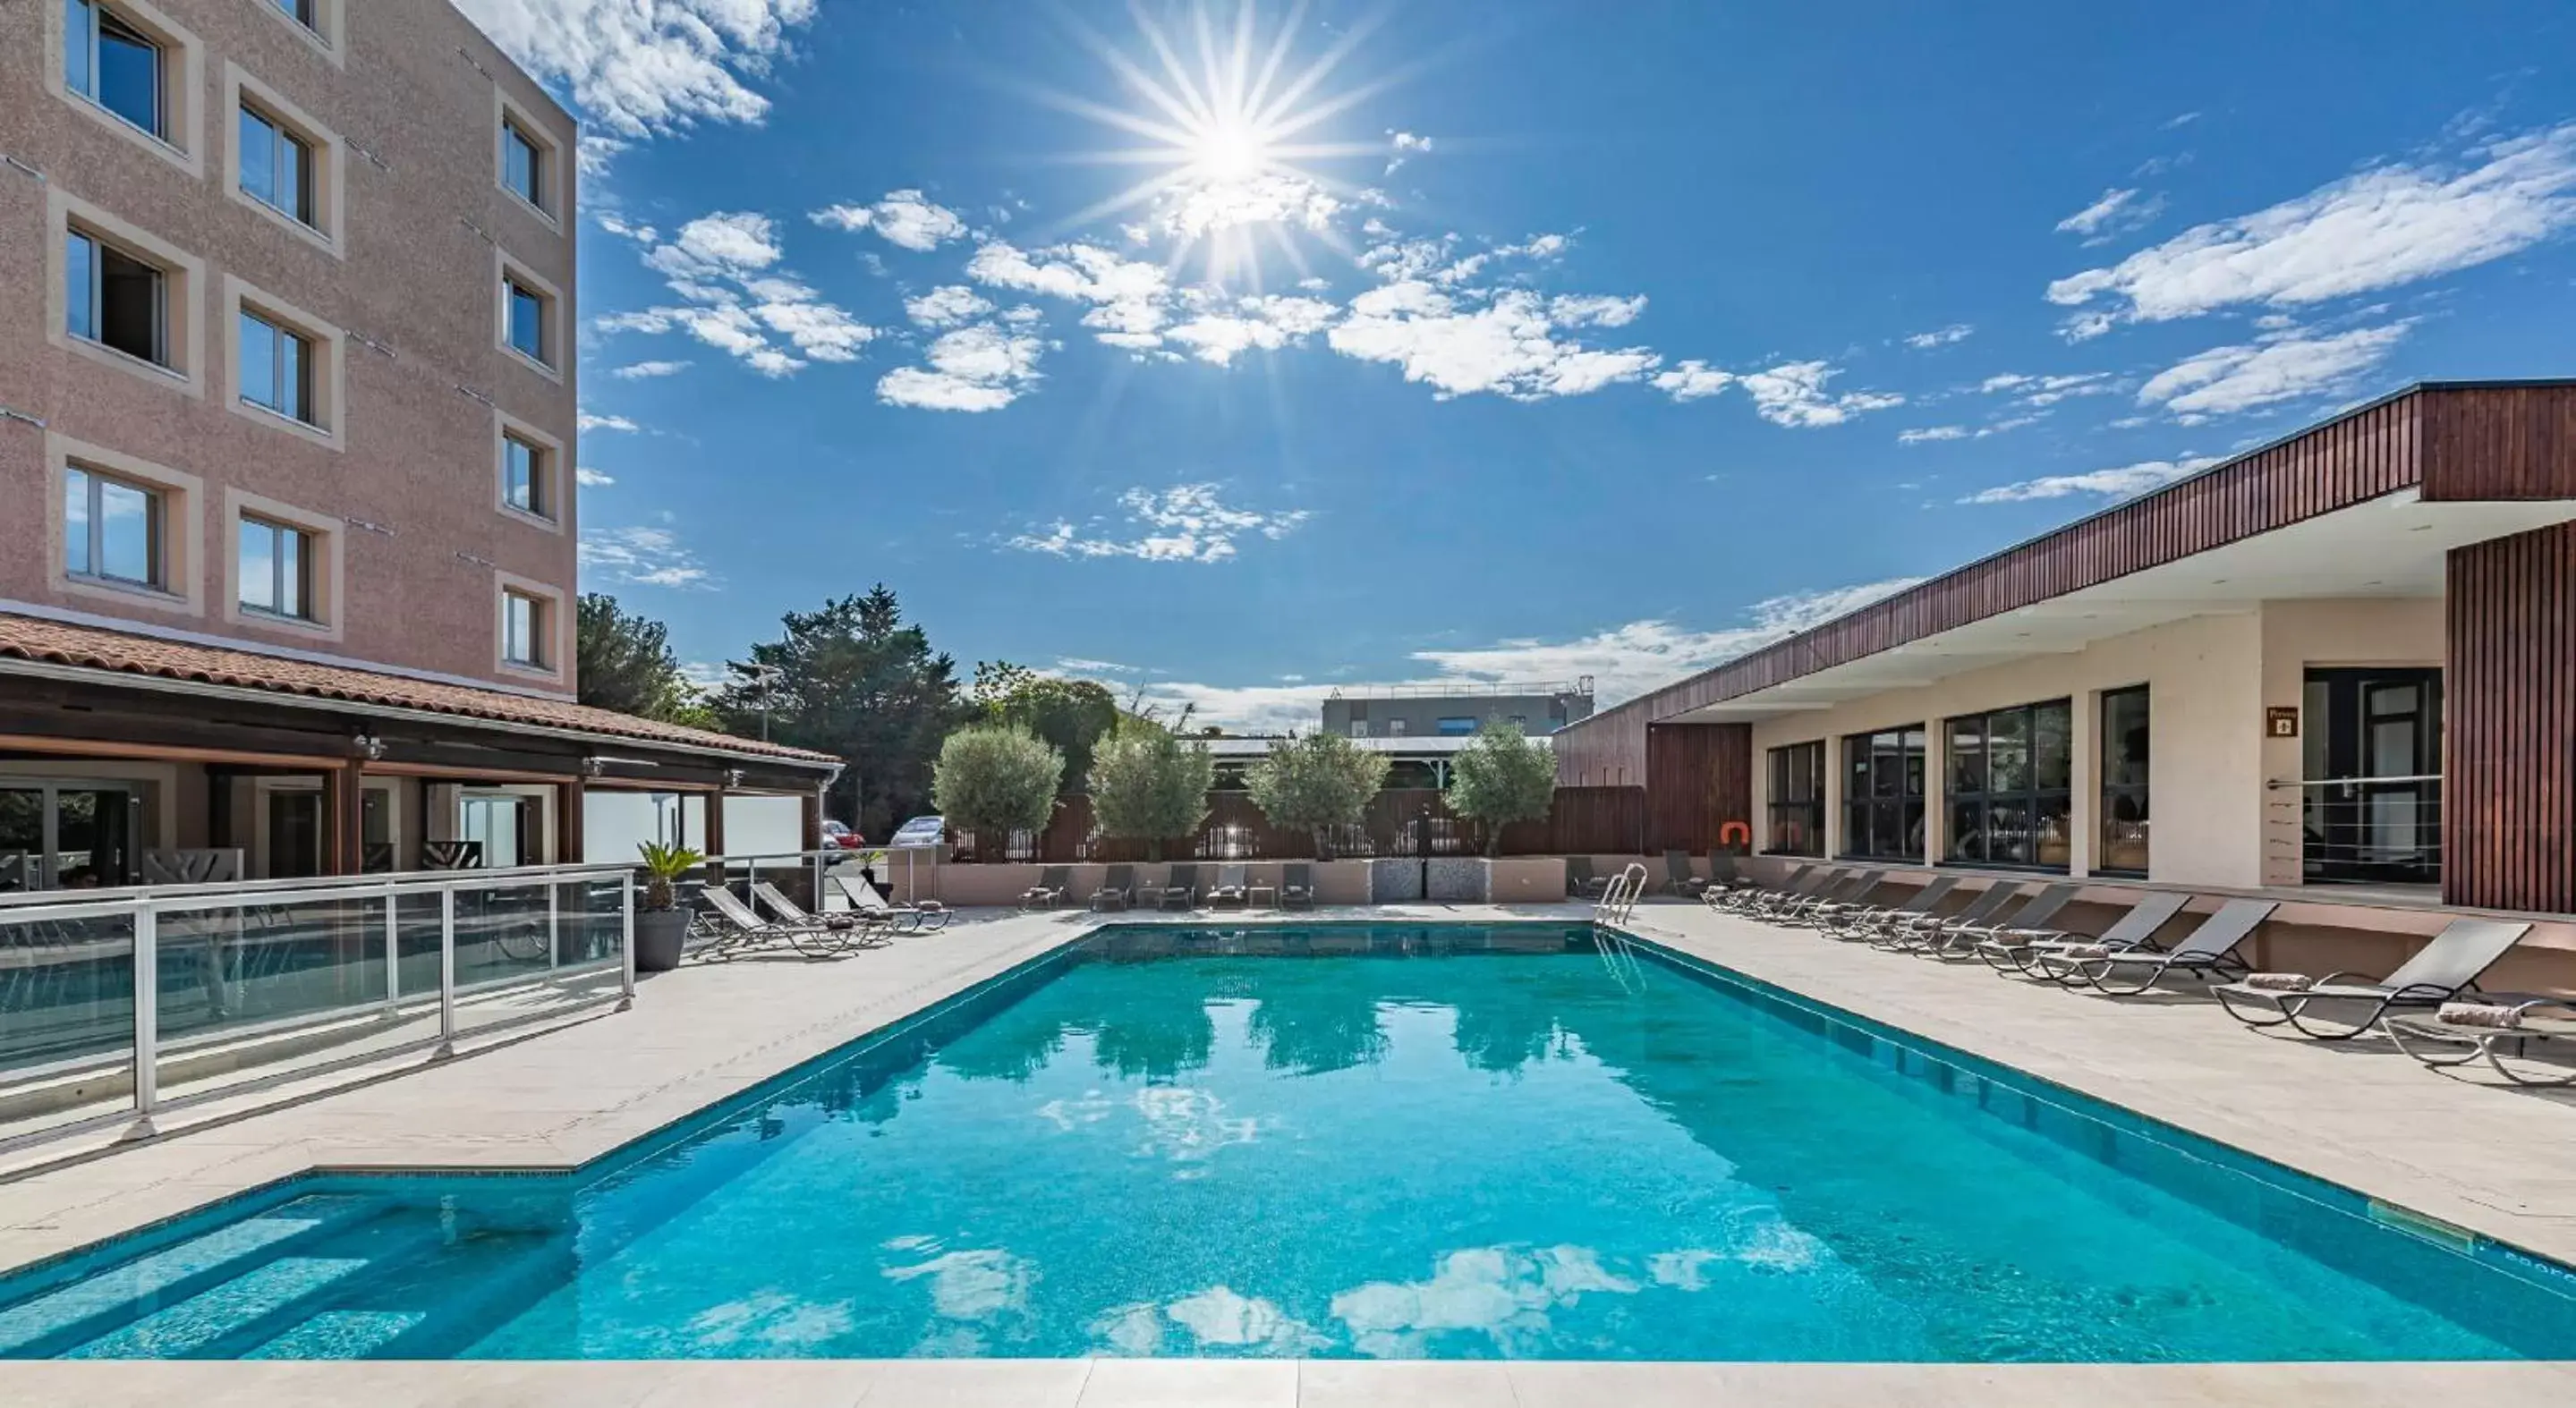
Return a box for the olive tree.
[1245,732,1389,860]
[930,725,1065,861]
[1445,719,1557,856]
[1090,722,1215,861]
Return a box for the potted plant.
[634,841,704,972]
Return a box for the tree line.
[578,586,1556,851]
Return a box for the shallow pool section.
[4,923,2575,1361]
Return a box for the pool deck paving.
[4,899,2575,1404]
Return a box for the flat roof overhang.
[1664,488,2576,724]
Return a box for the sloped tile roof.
[0,614,837,766]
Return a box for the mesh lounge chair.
[1207,864,1250,909]
[1566,856,1611,898]
[696,885,866,960]
[758,878,907,941]
[1976,888,2191,974]
[1871,881,2028,952]
[828,872,951,931]
[1663,851,1709,897]
[1918,882,2083,961]
[1090,864,1136,912]
[2384,998,2576,1087]
[1703,852,1754,897]
[1747,866,1849,920]
[1820,875,1958,942]
[1762,869,1875,924]
[1280,862,1316,910]
[1778,870,1887,928]
[2033,898,2274,994]
[1709,862,1812,912]
[2211,919,2536,1040]
[1020,866,1072,910]
[1158,863,1200,911]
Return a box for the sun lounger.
[1566,856,1611,898]
[1820,875,1957,942]
[2032,898,2275,994]
[1280,862,1316,910]
[1703,852,1754,897]
[761,878,920,939]
[827,872,951,931]
[2383,999,2576,1086]
[1158,863,1199,911]
[1736,865,1832,918]
[1776,870,1886,927]
[1020,866,1072,909]
[1871,881,2028,951]
[2211,919,2536,1040]
[1207,864,1249,909]
[1976,888,2190,974]
[1090,864,1136,912]
[1663,851,1709,897]
[697,885,871,960]
[1709,862,1812,912]
[1920,882,2083,961]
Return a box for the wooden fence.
[952,785,1645,862]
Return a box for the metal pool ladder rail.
[1594,863,1649,925]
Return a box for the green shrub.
[931,725,1065,860]
[1445,720,1557,856]
[1245,732,1389,860]
[1090,722,1216,861]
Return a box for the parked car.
[822,820,867,850]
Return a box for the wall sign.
[2265,706,2300,739]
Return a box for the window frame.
[50,191,203,394]
[493,90,568,226]
[64,465,168,593]
[54,0,202,174]
[1943,698,2074,871]
[224,276,344,447]
[254,0,339,59]
[503,432,548,520]
[236,307,314,426]
[235,102,311,225]
[1764,741,1826,857]
[65,225,167,369]
[235,514,314,623]
[494,250,565,379]
[2098,684,2151,878]
[501,588,551,671]
[1839,725,1926,862]
[48,435,204,616]
[221,488,341,638]
[225,64,343,253]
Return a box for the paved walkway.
[3,901,2573,1404]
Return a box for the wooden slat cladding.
[2420,383,2576,501]
[2445,522,2576,913]
[1645,723,1751,852]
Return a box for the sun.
[1187,119,1271,184]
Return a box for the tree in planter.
[931,725,1066,861]
[1090,722,1215,861]
[970,661,1119,786]
[1445,719,1557,856]
[1245,732,1388,860]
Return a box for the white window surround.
[223,63,344,256]
[493,247,565,382]
[47,188,205,398]
[46,431,204,618]
[222,274,345,451]
[491,87,569,229]
[255,0,344,65]
[48,0,205,177]
[493,570,568,683]
[492,409,565,531]
[221,486,344,642]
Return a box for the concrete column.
[1921,723,1947,868]
[2069,690,2098,878]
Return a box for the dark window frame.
[2098,685,2150,878]
[1764,741,1825,857]
[1943,699,2073,871]
[1840,725,1926,861]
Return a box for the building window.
[501,432,550,519]
[237,102,313,225]
[1841,725,1925,861]
[64,465,166,590]
[237,515,312,620]
[65,227,166,367]
[64,0,165,140]
[271,0,314,30]
[1765,742,1825,856]
[505,275,549,366]
[503,589,549,669]
[1348,721,1369,739]
[502,118,547,212]
[1436,717,1476,736]
[1387,718,1409,738]
[2099,686,2149,877]
[1945,700,2072,869]
[237,310,314,425]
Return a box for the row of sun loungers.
[1695,861,2564,1084]
[683,872,951,963]
[1017,863,1318,912]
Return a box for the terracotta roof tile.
[0,614,838,766]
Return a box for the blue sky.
[460,1,2576,731]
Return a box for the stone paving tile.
[1295,1359,1518,1407]
[1078,1358,1298,1406]
[852,1358,1094,1407]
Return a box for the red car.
[821,820,867,850]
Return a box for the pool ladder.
[1594,863,1649,925]
[1591,864,1651,994]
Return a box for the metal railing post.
[547,879,562,972]
[436,885,457,1059]
[812,850,827,914]
[382,886,400,1012]
[617,874,636,1011]
[130,901,158,1134]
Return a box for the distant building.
[1322,681,1594,741]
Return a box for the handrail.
[2266,774,2444,789]
[1594,862,1649,926]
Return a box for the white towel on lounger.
[2437,1002,2522,1029]
[2241,972,2313,992]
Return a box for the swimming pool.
[4,922,2573,1361]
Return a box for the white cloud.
[1331,1246,1638,1358]
[877,323,1044,411]
[1156,174,1343,240]
[575,467,616,487]
[597,212,878,376]
[1902,323,1975,349]
[1006,485,1309,565]
[1391,131,1434,152]
[1735,361,1906,427]
[577,411,641,433]
[1548,293,1647,328]
[609,360,690,379]
[1165,295,1338,366]
[1979,371,2116,407]
[2048,123,2576,327]
[2136,321,2412,418]
[1327,282,1660,401]
[1651,361,1733,402]
[2053,187,2164,243]
[1960,456,2219,504]
[449,0,815,139]
[905,284,994,328]
[1898,425,1969,444]
[811,190,969,251]
[580,524,714,589]
[967,240,1174,348]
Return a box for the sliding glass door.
[2300,668,2442,886]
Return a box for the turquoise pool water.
[4,923,2574,1361]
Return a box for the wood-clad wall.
[2420,384,2576,501]
[1644,723,1752,852]
[2446,522,2576,912]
